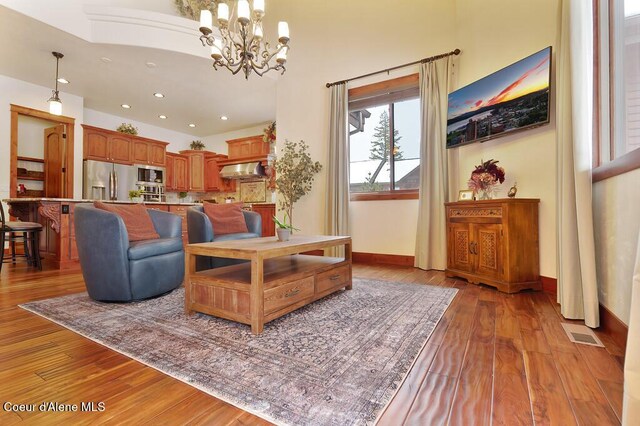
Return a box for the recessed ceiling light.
[153,92,164,98]
[220,116,228,121]
[57,78,69,84]
[121,104,131,109]
[188,123,196,128]
[100,57,112,63]
[146,61,157,68]
[159,115,167,119]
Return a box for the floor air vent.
[560,323,604,347]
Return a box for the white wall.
[201,123,270,154]
[0,74,85,201]
[272,0,457,245]
[453,0,559,278]
[83,108,196,152]
[17,115,57,158]
[593,169,640,325]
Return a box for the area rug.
[20,278,457,425]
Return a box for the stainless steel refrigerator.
[83,160,137,201]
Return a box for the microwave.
[136,164,165,185]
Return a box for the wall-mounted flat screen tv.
[446,46,551,149]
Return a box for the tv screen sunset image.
[446,47,551,148]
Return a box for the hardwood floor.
[0,263,624,425]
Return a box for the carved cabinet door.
[473,223,503,280]
[448,222,473,273]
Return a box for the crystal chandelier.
[48,52,64,115]
[198,0,290,79]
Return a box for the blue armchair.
[74,204,184,302]
[187,205,261,271]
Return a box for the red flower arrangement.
[468,159,505,198]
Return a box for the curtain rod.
[325,48,461,88]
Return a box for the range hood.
[219,162,266,180]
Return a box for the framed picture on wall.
[458,190,474,201]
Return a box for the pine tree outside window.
[348,74,421,200]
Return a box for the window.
[594,0,640,179]
[348,75,421,200]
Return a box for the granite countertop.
[2,197,201,206]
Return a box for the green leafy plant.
[190,140,205,150]
[272,214,299,231]
[117,123,138,135]
[128,189,142,200]
[274,140,322,228]
[178,191,188,199]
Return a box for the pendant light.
[48,52,64,115]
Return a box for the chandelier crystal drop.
[48,52,64,115]
[198,0,289,79]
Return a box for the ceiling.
[0,3,278,137]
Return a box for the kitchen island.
[2,198,200,269]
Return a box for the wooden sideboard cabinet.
[445,198,540,293]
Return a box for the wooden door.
[109,135,132,164]
[188,153,204,192]
[84,129,109,160]
[174,156,188,191]
[165,155,175,190]
[132,140,149,164]
[44,125,65,198]
[448,222,472,273]
[205,157,221,191]
[473,223,503,280]
[149,143,166,166]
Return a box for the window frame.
[593,0,640,182]
[348,74,420,201]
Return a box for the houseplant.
[190,140,205,150]
[128,189,143,202]
[467,159,505,200]
[274,140,322,228]
[178,191,188,203]
[273,214,299,242]
[117,123,138,135]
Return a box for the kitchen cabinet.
[227,135,270,160]
[445,198,540,294]
[250,203,276,237]
[180,150,206,192]
[204,155,222,192]
[82,125,167,166]
[169,204,190,245]
[83,125,133,164]
[166,153,189,192]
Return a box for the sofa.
[187,205,261,271]
[74,203,184,302]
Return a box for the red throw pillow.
[94,202,160,242]
[203,202,249,235]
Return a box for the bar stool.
[0,203,43,271]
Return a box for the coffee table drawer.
[316,265,350,293]
[264,276,314,314]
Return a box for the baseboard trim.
[352,252,415,267]
[539,276,628,352]
[599,304,628,352]
[541,276,557,295]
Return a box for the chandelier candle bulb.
[217,2,229,23]
[254,23,263,39]
[276,47,288,63]
[253,0,265,15]
[278,21,289,42]
[238,0,250,24]
[211,38,223,59]
[199,10,212,31]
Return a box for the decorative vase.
[478,189,492,200]
[276,228,291,242]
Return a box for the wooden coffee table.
[184,235,352,334]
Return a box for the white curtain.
[556,0,599,327]
[325,83,349,257]
[415,57,454,270]
[623,232,640,424]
